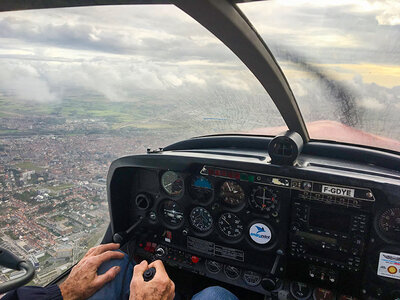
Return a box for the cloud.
[357,97,385,110]
[239,0,400,65]
[0,3,399,140]
[0,61,57,102]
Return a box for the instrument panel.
[108,152,400,300]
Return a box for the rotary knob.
[155,246,166,258]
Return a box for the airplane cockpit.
[0,1,399,300]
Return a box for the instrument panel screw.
[149,211,157,221]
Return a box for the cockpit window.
[0,5,286,286]
[239,0,400,152]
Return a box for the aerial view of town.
[0,95,201,287]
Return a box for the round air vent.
[135,193,152,210]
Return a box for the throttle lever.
[270,249,284,276]
[113,216,143,245]
[261,249,284,292]
[143,267,156,282]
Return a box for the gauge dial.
[161,171,184,196]
[243,271,262,287]
[378,207,400,241]
[219,181,245,207]
[224,265,240,280]
[250,186,279,212]
[190,176,213,202]
[218,212,244,239]
[290,281,312,300]
[205,260,223,274]
[190,206,213,232]
[160,200,184,226]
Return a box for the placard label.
[377,252,400,280]
[321,185,355,197]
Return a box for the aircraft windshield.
[239,0,400,152]
[0,5,285,286]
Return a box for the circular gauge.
[224,265,240,280]
[290,281,312,300]
[161,171,184,196]
[378,207,400,241]
[250,186,279,212]
[160,200,184,226]
[218,212,244,239]
[219,181,245,207]
[205,260,223,274]
[243,271,262,287]
[190,176,213,202]
[190,206,213,232]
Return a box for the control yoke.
[0,247,35,294]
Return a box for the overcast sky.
[0,0,399,138]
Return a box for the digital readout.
[295,231,337,244]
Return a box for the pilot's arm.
[2,243,124,300]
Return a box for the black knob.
[261,277,276,291]
[155,246,166,258]
[143,267,156,282]
[113,232,125,244]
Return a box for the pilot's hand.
[59,243,124,300]
[130,260,175,300]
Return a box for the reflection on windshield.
[239,0,400,152]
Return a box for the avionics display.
[309,208,351,233]
[295,231,337,244]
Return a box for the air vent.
[135,193,151,210]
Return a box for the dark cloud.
[0,6,235,63]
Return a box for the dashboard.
[107,135,400,300]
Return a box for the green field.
[0,96,154,123]
[15,161,45,172]
[0,95,173,134]
[44,184,74,192]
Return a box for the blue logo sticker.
[249,223,272,244]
